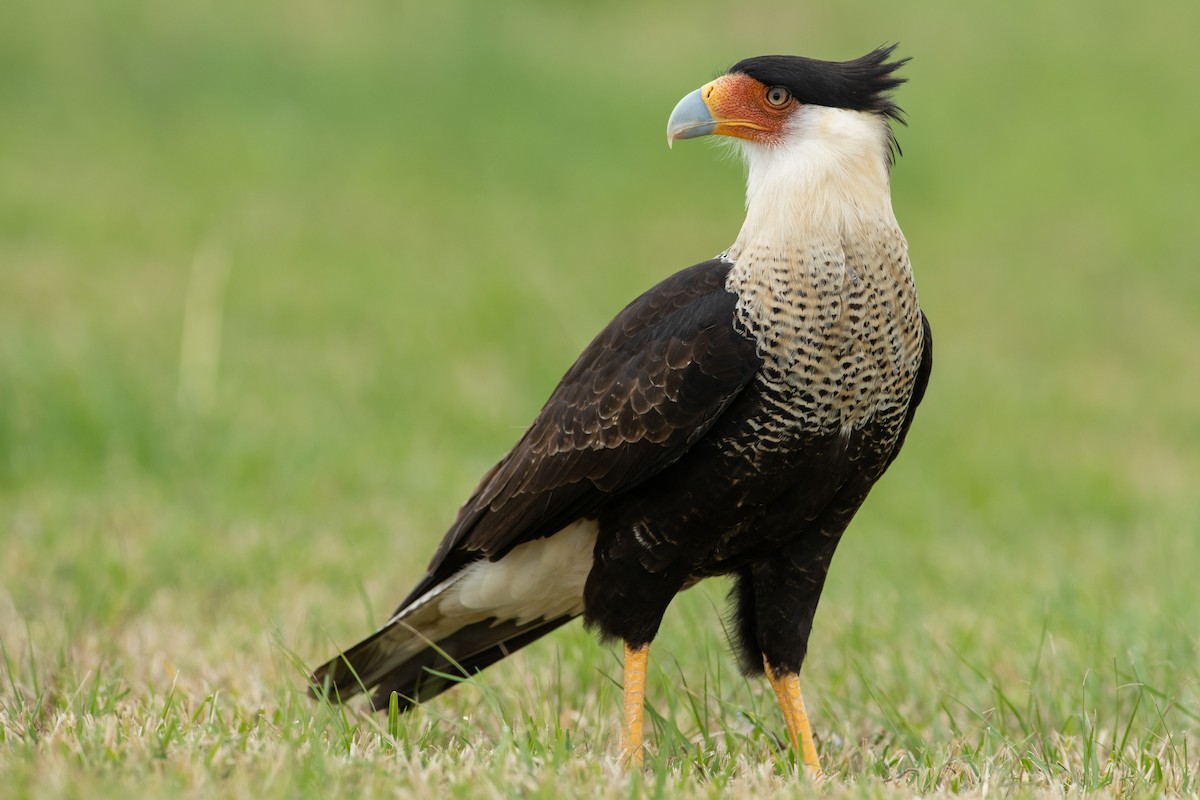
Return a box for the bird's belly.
[583,371,912,640]
[597,407,849,567]
[607,367,913,581]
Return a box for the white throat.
[727,106,898,259]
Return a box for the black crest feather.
[729,44,909,124]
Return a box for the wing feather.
[397,258,762,609]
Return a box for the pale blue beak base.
[666,88,716,147]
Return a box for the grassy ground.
[2,0,1199,796]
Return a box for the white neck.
[727,106,898,259]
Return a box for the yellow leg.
[622,642,649,766]
[764,657,823,778]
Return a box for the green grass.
[2,0,1199,796]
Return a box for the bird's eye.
[765,86,792,108]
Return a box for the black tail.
[311,614,576,711]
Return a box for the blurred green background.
[2,0,1198,789]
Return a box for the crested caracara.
[312,45,931,773]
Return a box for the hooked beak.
[666,87,716,148]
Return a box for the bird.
[311,44,931,773]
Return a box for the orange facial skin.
[700,73,798,146]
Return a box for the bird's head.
[667,45,908,164]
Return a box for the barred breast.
[723,223,924,440]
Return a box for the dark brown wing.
[397,258,762,609]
